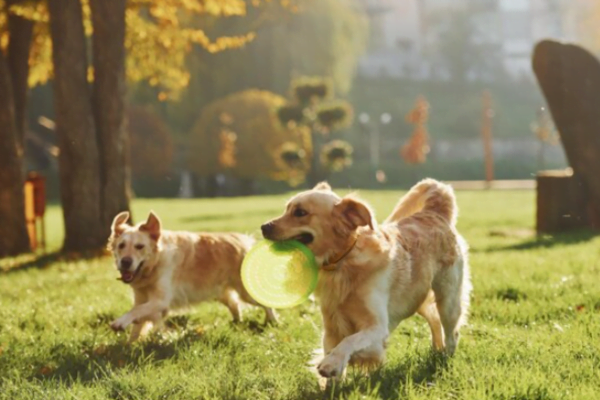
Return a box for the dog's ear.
[334,196,374,230]
[313,182,331,191]
[140,211,161,241]
[111,211,130,237]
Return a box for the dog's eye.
[134,244,145,250]
[118,242,126,250]
[293,208,308,217]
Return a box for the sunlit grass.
[1,189,599,399]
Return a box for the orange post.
[24,180,36,249]
[24,172,46,251]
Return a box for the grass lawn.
[1,189,599,399]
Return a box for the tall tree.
[0,0,33,256]
[90,0,130,228]
[48,0,105,251]
[6,0,33,143]
[0,49,30,257]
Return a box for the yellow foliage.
[28,21,52,87]
[1,0,295,93]
[8,0,48,22]
[188,89,310,182]
[0,4,6,52]
[130,0,246,17]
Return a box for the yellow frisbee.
[241,240,319,309]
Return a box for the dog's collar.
[321,234,359,272]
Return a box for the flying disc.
[241,239,318,309]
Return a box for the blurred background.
[15,0,599,200]
[2,0,600,254]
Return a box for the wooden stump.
[536,169,599,234]
[532,41,600,229]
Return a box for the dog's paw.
[110,316,130,332]
[317,354,345,378]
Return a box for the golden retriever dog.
[261,179,471,379]
[108,211,276,342]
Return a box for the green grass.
[1,190,599,399]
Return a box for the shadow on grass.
[476,229,597,253]
[30,325,218,386]
[179,208,278,223]
[31,332,202,386]
[32,313,273,387]
[323,351,450,400]
[0,249,106,275]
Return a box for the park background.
[5,0,600,255]
[2,1,600,399]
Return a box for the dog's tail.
[385,178,457,225]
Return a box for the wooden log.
[536,169,598,234]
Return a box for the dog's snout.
[261,222,274,237]
[120,257,133,269]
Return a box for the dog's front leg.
[111,301,169,333]
[317,326,388,378]
[128,321,151,343]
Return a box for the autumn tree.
[0,0,297,254]
[188,89,310,194]
[277,77,354,186]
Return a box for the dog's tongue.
[120,271,133,283]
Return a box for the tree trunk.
[7,6,34,144]
[0,50,30,257]
[90,0,130,229]
[48,0,105,252]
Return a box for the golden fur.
[261,179,471,380]
[108,211,276,342]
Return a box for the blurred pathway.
[447,180,535,190]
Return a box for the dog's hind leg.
[417,291,444,351]
[433,259,468,355]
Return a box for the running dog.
[261,179,471,379]
[108,211,276,342]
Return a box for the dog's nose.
[120,257,133,269]
[261,222,274,237]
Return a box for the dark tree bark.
[90,0,131,228]
[48,0,105,252]
[7,3,34,144]
[0,50,30,257]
